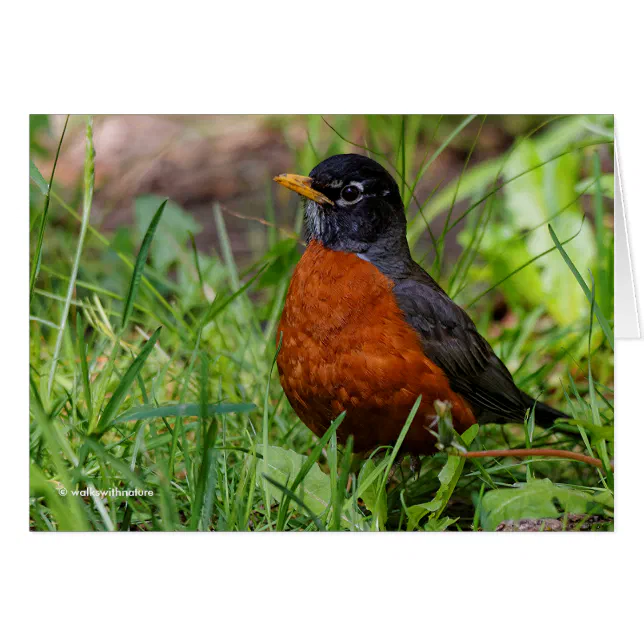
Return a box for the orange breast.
[276,240,476,454]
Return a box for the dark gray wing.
[392,263,529,423]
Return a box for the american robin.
[273,153,566,454]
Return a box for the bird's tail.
[521,393,568,428]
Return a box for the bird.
[273,153,567,455]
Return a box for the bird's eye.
[341,184,361,203]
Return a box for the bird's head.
[274,154,409,259]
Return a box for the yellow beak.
[273,173,334,206]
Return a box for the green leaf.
[29,160,49,194]
[134,196,201,273]
[375,395,423,528]
[548,224,614,348]
[481,478,612,531]
[557,419,613,443]
[276,413,345,531]
[502,141,595,326]
[407,116,596,250]
[256,240,299,289]
[591,154,613,318]
[76,313,93,426]
[502,139,548,229]
[424,516,458,532]
[351,456,389,524]
[261,339,281,529]
[408,114,478,205]
[30,115,51,155]
[460,221,547,308]
[213,203,240,289]
[30,116,70,303]
[47,116,93,396]
[122,199,168,329]
[356,459,387,529]
[112,401,255,424]
[30,397,89,530]
[408,156,501,248]
[533,115,591,158]
[261,475,326,531]
[575,174,614,199]
[83,438,151,490]
[258,445,358,530]
[454,135,604,327]
[332,435,353,531]
[30,464,89,531]
[96,328,162,433]
[542,149,596,324]
[190,418,218,531]
[406,424,479,531]
[201,263,268,327]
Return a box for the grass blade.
[592,151,612,315]
[262,475,325,531]
[372,395,422,530]
[410,115,478,199]
[112,402,255,423]
[548,224,614,349]
[467,218,585,308]
[47,116,94,397]
[213,202,240,289]
[262,334,282,530]
[49,190,193,339]
[276,412,345,530]
[587,274,614,489]
[30,115,69,302]
[331,435,353,531]
[201,263,268,327]
[96,327,162,434]
[121,199,168,329]
[76,312,93,427]
[190,417,218,530]
[30,397,89,530]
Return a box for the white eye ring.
[339,181,363,204]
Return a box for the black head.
[274,154,411,262]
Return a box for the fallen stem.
[459,448,613,472]
[219,204,305,247]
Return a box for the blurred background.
[31,115,613,264]
[30,114,615,326]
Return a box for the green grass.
[29,114,615,531]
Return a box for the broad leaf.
[405,424,479,531]
[357,459,387,529]
[258,445,358,530]
[425,516,458,532]
[502,140,595,326]
[481,478,612,531]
